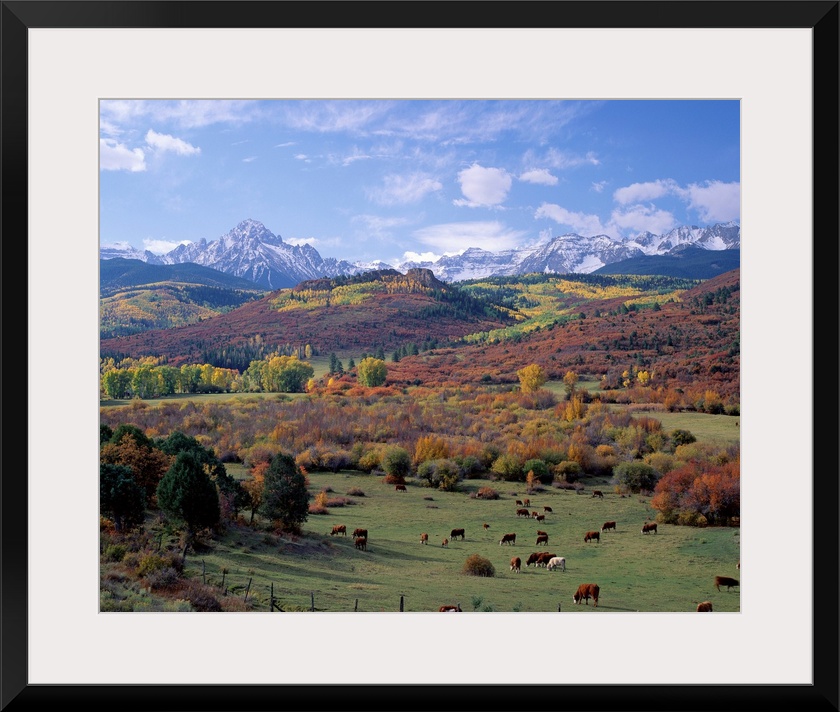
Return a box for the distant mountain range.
[100,218,741,289]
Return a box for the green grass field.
[174,472,740,613]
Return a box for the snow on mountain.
[100,220,740,287]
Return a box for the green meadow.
[169,472,740,613]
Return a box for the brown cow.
[534,514,545,524]
[330,524,347,536]
[353,528,368,540]
[584,530,600,543]
[450,528,465,540]
[483,522,490,530]
[441,538,448,547]
[536,533,549,546]
[523,498,531,507]
[420,533,429,545]
[536,552,555,567]
[500,533,516,545]
[510,556,521,573]
[354,537,367,550]
[516,508,530,518]
[515,500,523,506]
[395,484,407,492]
[573,583,600,607]
[543,506,553,513]
[697,601,714,612]
[601,521,616,532]
[536,530,547,537]
[592,490,604,498]
[714,575,739,592]
[525,552,542,567]
[641,522,657,534]
[439,604,461,612]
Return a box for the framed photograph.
[4,2,837,710]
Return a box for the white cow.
[546,556,566,572]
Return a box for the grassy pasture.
[178,472,740,613]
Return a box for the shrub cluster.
[462,554,495,577]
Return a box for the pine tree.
[259,453,309,534]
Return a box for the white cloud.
[142,238,191,255]
[519,169,558,186]
[285,236,318,247]
[454,164,512,207]
[414,221,525,252]
[402,250,444,264]
[274,141,296,148]
[367,173,443,206]
[101,99,260,129]
[534,148,600,169]
[100,138,146,172]
[145,130,201,156]
[613,179,680,205]
[534,203,608,236]
[242,156,257,163]
[683,180,740,222]
[609,205,677,235]
[294,154,311,162]
[592,180,608,193]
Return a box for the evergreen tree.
[156,451,220,540]
[259,452,309,533]
[100,463,145,532]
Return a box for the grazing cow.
[536,533,549,546]
[500,533,516,545]
[354,537,367,550]
[483,523,490,530]
[439,604,461,612]
[714,575,739,592]
[546,556,566,572]
[697,601,713,612]
[510,556,521,573]
[442,538,448,547]
[516,508,530,518]
[395,484,407,492]
[526,553,542,567]
[601,521,617,533]
[353,528,368,540]
[523,498,531,507]
[534,514,546,524]
[420,533,429,545]
[641,522,657,535]
[536,552,555,567]
[592,490,604,498]
[573,583,600,607]
[450,528,465,541]
[536,530,547,537]
[515,500,523,506]
[584,530,600,543]
[543,506,553,513]
[330,524,347,536]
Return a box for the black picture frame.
[3,2,837,710]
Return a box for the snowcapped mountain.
[102,219,365,290]
[100,219,740,288]
[398,223,739,280]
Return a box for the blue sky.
[100,99,740,265]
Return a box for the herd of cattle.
[327,488,738,612]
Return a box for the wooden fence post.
[399,595,404,612]
[310,591,315,612]
[202,560,206,585]
[354,598,358,612]
[244,577,252,603]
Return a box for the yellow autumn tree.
[517,364,547,394]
